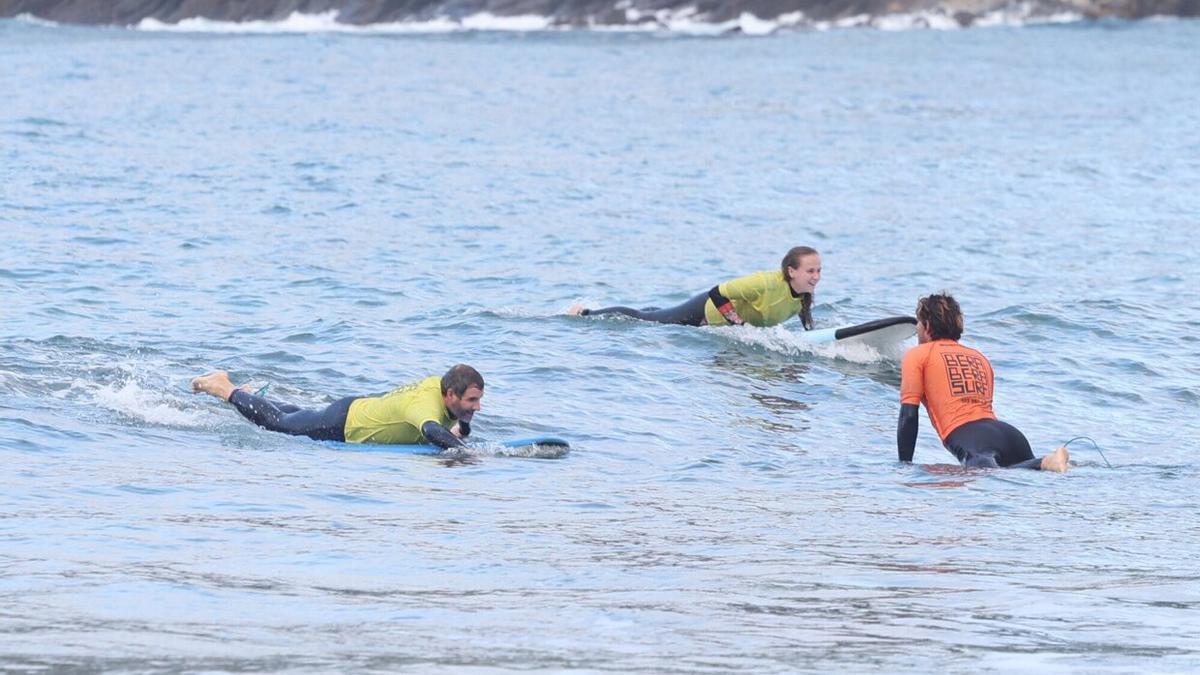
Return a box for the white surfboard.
[799,316,917,350]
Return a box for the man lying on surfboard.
[897,293,1069,472]
[191,364,483,450]
[568,246,821,329]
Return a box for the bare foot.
[1040,446,1070,473]
[567,303,585,317]
[191,370,236,401]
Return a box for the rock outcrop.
[1,0,1196,27]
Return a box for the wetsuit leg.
[583,290,708,326]
[945,419,1040,470]
[227,391,357,442]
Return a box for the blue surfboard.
[325,435,570,456]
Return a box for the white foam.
[971,5,1084,27]
[614,8,789,35]
[460,12,553,31]
[136,10,346,33]
[13,12,61,27]
[811,3,1084,30]
[92,380,207,428]
[126,6,1089,35]
[443,440,570,459]
[134,9,551,34]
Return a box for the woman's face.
[786,254,821,294]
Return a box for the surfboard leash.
[1061,435,1111,468]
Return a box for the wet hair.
[781,246,819,330]
[441,364,484,396]
[916,292,964,340]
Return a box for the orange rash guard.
[899,339,997,441]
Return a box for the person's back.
[344,376,449,444]
[701,270,809,328]
[900,338,996,443]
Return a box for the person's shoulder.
[947,340,987,357]
[961,343,991,362]
[902,341,933,362]
[388,377,437,397]
[746,269,782,287]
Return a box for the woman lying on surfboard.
[568,246,821,329]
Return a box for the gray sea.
[2,16,1199,673]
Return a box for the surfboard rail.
[832,316,917,340]
[325,435,570,455]
[798,315,916,346]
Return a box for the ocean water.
[2,16,1199,672]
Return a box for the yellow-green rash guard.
[703,270,808,327]
[342,376,451,444]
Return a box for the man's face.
[444,385,483,422]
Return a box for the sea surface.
[2,16,1199,673]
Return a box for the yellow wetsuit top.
[703,270,808,327]
[343,376,451,444]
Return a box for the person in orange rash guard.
[897,293,1069,472]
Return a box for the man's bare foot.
[191,370,236,401]
[1040,446,1070,473]
[567,304,585,317]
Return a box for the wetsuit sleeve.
[707,285,743,325]
[457,420,471,438]
[897,347,925,462]
[422,420,464,450]
[708,285,732,311]
[897,404,919,462]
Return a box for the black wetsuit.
[580,290,710,326]
[944,418,1042,470]
[226,390,464,448]
[228,390,355,442]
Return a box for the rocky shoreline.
[1,0,1196,28]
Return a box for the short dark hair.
[916,292,963,341]
[441,364,484,396]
